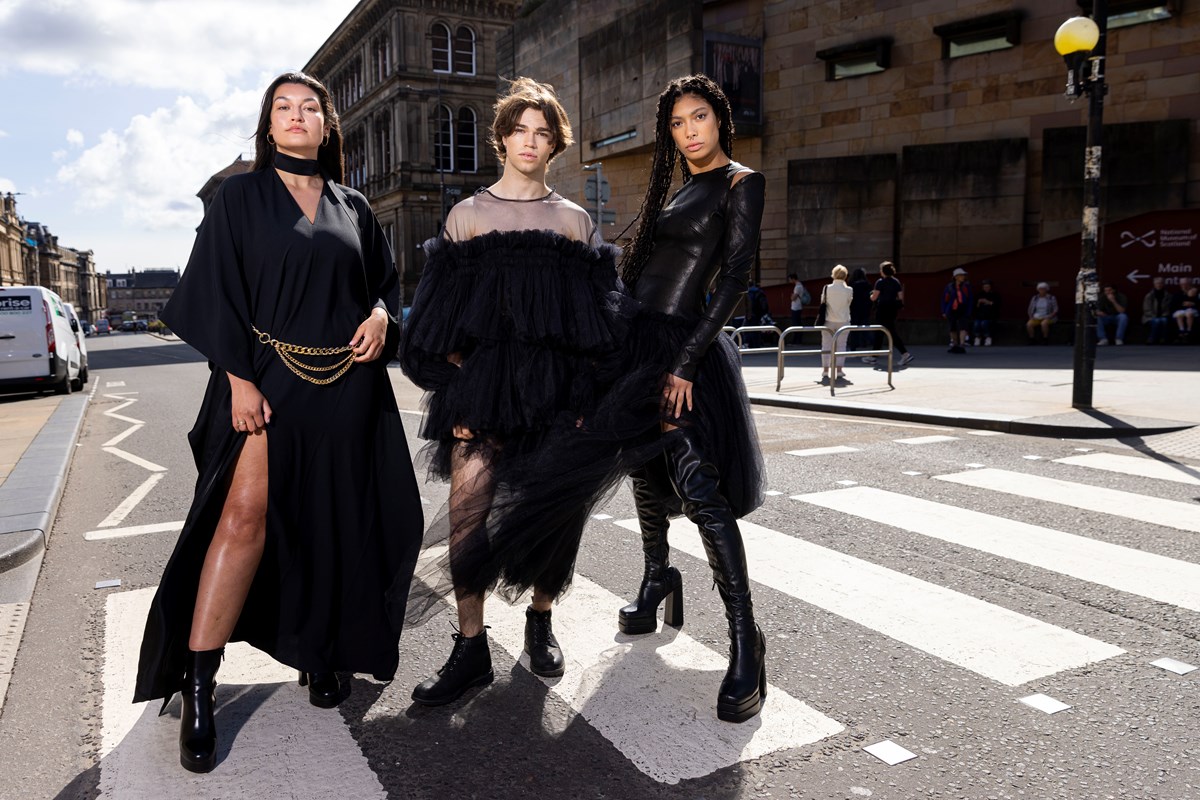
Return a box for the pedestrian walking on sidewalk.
[399,78,623,707]
[820,265,853,384]
[941,267,972,353]
[868,261,913,366]
[789,272,810,326]
[134,72,424,774]
[848,267,873,353]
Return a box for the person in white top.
[820,264,854,384]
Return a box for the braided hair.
[620,74,734,289]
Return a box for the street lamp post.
[1054,3,1107,410]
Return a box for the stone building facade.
[197,156,253,215]
[503,0,1198,300]
[304,0,521,299]
[104,268,179,322]
[0,193,37,287]
[22,222,107,322]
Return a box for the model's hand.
[663,373,694,419]
[350,308,389,363]
[452,422,474,440]
[228,373,272,433]
[447,352,463,367]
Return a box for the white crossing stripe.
[968,430,1004,436]
[936,468,1200,533]
[893,435,959,445]
[100,589,385,798]
[485,574,843,784]
[619,518,1123,686]
[97,473,165,528]
[85,521,185,541]
[1054,452,1200,486]
[102,446,167,473]
[785,445,860,457]
[103,423,144,448]
[795,487,1200,613]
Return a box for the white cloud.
[0,1,355,98]
[56,89,261,230]
[0,130,9,138]
[0,177,16,193]
[66,128,84,146]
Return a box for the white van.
[0,285,87,395]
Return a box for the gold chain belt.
[252,324,354,385]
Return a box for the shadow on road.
[87,343,208,371]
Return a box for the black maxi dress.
[134,164,423,704]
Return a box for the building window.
[454,26,476,75]
[1076,0,1174,29]
[373,34,391,83]
[456,107,477,173]
[815,38,891,81]
[432,22,451,73]
[345,128,366,189]
[933,12,1023,59]
[434,104,454,172]
[376,114,393,175]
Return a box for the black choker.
[273,150,321,176]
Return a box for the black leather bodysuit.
[634,160,766,381]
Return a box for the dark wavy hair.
[489,76,574,165]
[620,74,734,289]
[252,71,344,183]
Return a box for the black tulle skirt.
[403,311,765,624]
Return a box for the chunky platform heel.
[618,566,683,634]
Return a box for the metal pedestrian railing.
[722,324,895,396]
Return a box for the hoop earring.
[267,132,275,146]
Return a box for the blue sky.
[0,0,357,272]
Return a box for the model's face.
[502,107,554,175]
[670,94,722,166]
[270,83,327,157]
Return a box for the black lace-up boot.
[411,629,494,706]
[666,430,766,723]
[524,606,565,677]
[179,647,223,773]
[298,671,342,708]
[619,461,684,635]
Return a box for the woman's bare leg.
[189,431,268,650]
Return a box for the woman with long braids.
[135,72,423,772]
[477,74,767,722]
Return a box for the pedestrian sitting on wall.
[1142,276,1174,344]
[1095,284,1129,346]
[1172,276,1196,343]
[1026,282,1058,345]
[972,278,1000,346]
[941,267,972,353]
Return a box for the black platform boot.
[298,671,342,708]
[619,460,684,635]
[411,629,494,706]
[666,431,767,724]
[524,606,565,677]
[179,647,223,773]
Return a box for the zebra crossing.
[87,434,1200,795]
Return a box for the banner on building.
[704,33,763,127]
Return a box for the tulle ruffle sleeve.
[160,178,256,382]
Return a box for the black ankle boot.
[619,461,684,635]
[180,647,223,773]
[524,606,565,677]
[665,431,767,724]
[298,671,342,708]
[411,630,493,706]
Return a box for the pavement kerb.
[0,392,90,578]
[747,393,1196,440]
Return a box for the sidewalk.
[0,343,1195,585]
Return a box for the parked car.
[80,320,95,336]
[0,285,86,395]
[64,304,89,389]
[95,319,111,335]
[120,320,136,332]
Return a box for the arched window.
[456,107,477,173]
[453,26,476,75]
[431,22,451,73]
[433,104,454,172]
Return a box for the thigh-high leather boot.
[618,455,684,635]
[665,430,766,723]
[180,647,223,773]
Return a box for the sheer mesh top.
[444,188,600,245]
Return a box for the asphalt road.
[0,333,1197,800]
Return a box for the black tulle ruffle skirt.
[402,312,765,625]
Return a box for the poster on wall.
[704,33,763,127]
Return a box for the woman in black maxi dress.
[135,72,422,773]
